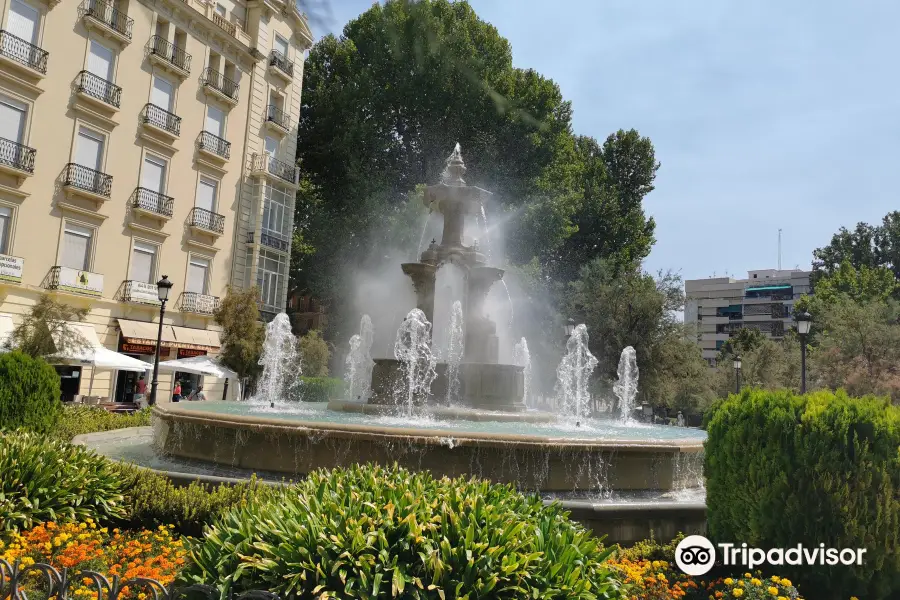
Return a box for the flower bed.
[0,521,187,599]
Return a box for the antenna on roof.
[778,228,783,270]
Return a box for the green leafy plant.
[6,294,89,358]
[706,388,900,600]
[50,405,152,441]
[183,464,623,599]
[298,329,330,377]
[0,350,62,434]
[0,431,127,531]
[293,376,344,402]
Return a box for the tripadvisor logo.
[675,535,867,576]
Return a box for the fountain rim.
[152,405,706,453]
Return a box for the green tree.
[812,210,900,285]
[716,326,766,362]
[811,260,897,309]
[214,286,265,389]
[7,294,89,358]
[298,329,330,377]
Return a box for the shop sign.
[177,348,207,359]
[120,341,156,355]
[0,254,23,283]
[56,267,103,296]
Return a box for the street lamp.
[148,275,173,406]
[794,310,812,394]
[733,354,742,394]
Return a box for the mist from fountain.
[445,301,464,405]
[556,324,599,420]
[252,313,300,406]
[345,315,375,403]
[513,337,532,407]
[393,308,438,414]
[441,143,465,185]
[614,346,639,425]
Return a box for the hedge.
[0,350,62,434]
[51,405,152,441]
[706,388,900,600]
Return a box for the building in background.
[684,269,812,366]
[0,0,312,401]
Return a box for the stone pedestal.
[400,262,437,325]
[464,266,504,364]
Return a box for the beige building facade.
[684,269,812,367]
[0,0,311,401]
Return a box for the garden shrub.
[112,465,275,537]
[51,405,152,441]
[706,388,900,600]
[0,350,62,434]
[0,432,127,531]
[295,376,344,402]
[182,464,623,599]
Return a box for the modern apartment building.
[0,0,312,401]
[684,269,812,366]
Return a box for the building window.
[129,241,156,283]
[187,255,209,294]
[195,176,217,212]
[141,154,167,194]
[273,33,288,59]
[0,94,27,145]
[87,38,115,81]
[0,206,12,254]
[150,74,174,111]
[205,104,225,137]
[214,3,226,17]
[75,126,104,171]
[257,249,286,308]
[6,0,41,46]
[264,135,277,157]
[62,222,93,271]
[262,183,290,241]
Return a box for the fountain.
[252,313,300,406]
[614,346,639,424]
[147,144,705,500]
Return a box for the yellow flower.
[737,581,745,587]
[79,523,87,530]
[733,590,744,598]
[744,573,752,579]
[725,578,734,585]
[780,579,792,587]
[771,576,780,583]
[768,587,778,595]
[778,597,788,600]
[850,597,859,600]
[751,578,762,586]
[100,528,108,534]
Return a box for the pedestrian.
[135,375,147,408]
[188,385,207,401]
[172,380,182,402]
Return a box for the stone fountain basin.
[152,404,705,493]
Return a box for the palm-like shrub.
[183,464,623,599]
[0,431,127,531]
[0,350,62,434]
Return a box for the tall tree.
[214,286,266,389]
[812,211,900,285]
[7,295,89,358]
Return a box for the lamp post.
[733,354,742,394]
[795,310,812,394]
[148,275,173,406]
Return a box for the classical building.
[0,0,312,401]
[684,269,812,367]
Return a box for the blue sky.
[308,0,900,281]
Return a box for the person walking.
[188,385,207,401]
[135,375,147,408]
[172,381,182,402]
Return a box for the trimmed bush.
[706,388,900,600]
[51,405,152,441]
[112,464,276,538]
[182,464,623,599]
[0,431,127,531]
[296,376,344,402]
[0,350,62,434]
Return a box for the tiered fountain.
[149,145,705,501]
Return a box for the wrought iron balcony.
[200,67,239,101]
[0,137,36,174]
[189,206,225,234]
[63,163,112,198]
[211,12,236,37]
[141,103,181,136]
[0,30,49,73]
[247,231,290,252]
[265,104,291,131]
[179,291,220,315]
[197,131,231,159]
[122,280,161,305]
[251,153,298,184]
[44,265,104,296]
[75,70,122,108]
[268,50,293,78]
[146,35,191,73]
[78,0,133,40]
[131,187,174,218]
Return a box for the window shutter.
[76,128,104,171]
[7,0,39,44]
[195,178,217,211]
[87,40,114,81]
[151,77,174,111]
[187,257,209,294]
[130,242,156,283]
[62,224,92,271]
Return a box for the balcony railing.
[0,137,36,174]
[201,67,239,101]
[252,153,298,184]
[179,291,220,315]
[63,163,112,198]
[268,50,293,78]
[211,12,236,37]
[247,231,290,252]
[78,0,134,40]
[44,265,104,296]
[266,104,291,131]
[75,70,122,108]
[122,280,161,305]
[197,131,231,159]
[0,30,49,73]
[189,206,225,234]
[147,35,191,73]
[141,103,181,136]
[131,187,174,217]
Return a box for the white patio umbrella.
[50,324,153,395]
[157,355,241,400]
